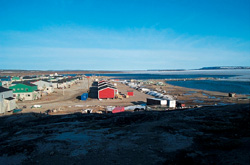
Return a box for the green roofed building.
[9,83,40,101]
[12,76,21,82]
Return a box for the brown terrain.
[0,104,249,164]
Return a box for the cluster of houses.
[122,80,177,108]
[0,74,82,114]
[98,80,118,99]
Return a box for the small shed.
[81,93,88,101]
[127,90,134,96]
[112,107,125,113]
[167,100,176,108]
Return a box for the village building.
[57,79,67,89]
[0,87,16,114]
[98,86,117,99]
[22,76,39,81]
[11,76,21,82]
[32,80,54,94]
[9,83,41,101]
[65,78,79,87]
[0,76,12,88]
[97,80,118,99]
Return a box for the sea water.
[166,80,250,95]
[86,69,250,95]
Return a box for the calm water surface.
[166,80,250,95]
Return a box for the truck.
[125,104,147,111]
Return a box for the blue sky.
[0,0,250,70]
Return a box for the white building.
[32,80,54,94]
[167,99,176,108]
[0,87,17,114]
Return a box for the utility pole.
[83,77,86,90]
[63,86,64,96]
[88,78,90,90]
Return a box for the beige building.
[0,87,17,114]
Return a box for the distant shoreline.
[1,68,250,77]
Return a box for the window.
[21,88,24,90]
[17,88,20,90]
[26,88,28,91]
[13,89,15,91]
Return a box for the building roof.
[0,86,12,93]
[0,77,11,81]
[23,76,37,79]
[57,79,67,83]
[5,97,15,100]
[24,82,37,87]
[98,85,116,91]
[12,82,37,87]
[12,80,37,84]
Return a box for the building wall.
[13,92,36,101]
[57,83,66,88]
[4,99,16,112]
[1,81,11,88]
[0,90,15,113]
[33,81,51,90]
[0,90,13,102]
[43,87,54,94]
[98,88,115,99]
[0,102,4,113]
[51,83,58,88]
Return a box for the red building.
[98,86,116,99]
[97,80,118,99]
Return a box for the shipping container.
[81,93,88,101]
[127,90,134,96]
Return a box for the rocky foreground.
[0,104,250,165]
